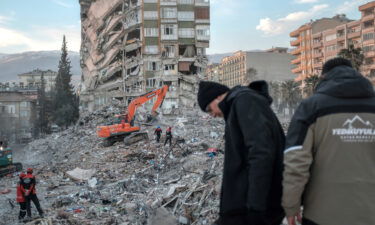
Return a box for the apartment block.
[79,0,210,112]
[18,69,57,92]
[360,1,375,77]
[0,84,38,143]
[205,63,220,82]
[219,50,295,88]
[290,1,375,82]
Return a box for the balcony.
[362,13,375,22]
[313,33,322,38]
[363,64,375,71]
[312,42,323,48]
[313,62,323,68]
[292,66,302,74]
[178,0,194,4]
[160,0,177,6]
[337,45,346,52]
[337,34,345,41]
[313,52,323,58]
[291,57,301,64]
[362,26,375,34]
[290,30,300,38]
[348,31,361,39]
[195,0,209,6]
[291,48,301,55]
[290,38,301,46]
[365,51,375,58]
[363,39,375,45]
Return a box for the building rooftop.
[18,69,57,76]
[290,14,353,36]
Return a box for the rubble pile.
[0,104,225,225]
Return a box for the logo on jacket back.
[332,115,375,142]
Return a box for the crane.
[97,85,169,147]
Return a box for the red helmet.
[19,173,26,178]
[26,168,33,174]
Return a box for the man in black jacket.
[197,81,285,225]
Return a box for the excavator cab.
[0,146,12,167]
[0,141,22,177]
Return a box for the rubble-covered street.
[0,103,228,225]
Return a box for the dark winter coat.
[217,81,285,225]
[282,65,375,225]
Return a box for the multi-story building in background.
[219,49,295,87]
[18,69,57,92]
[360,1,375,77]
[0,83,38,143]
[79,0,210,112]
[205,63,220,82]
[290,1,375,82]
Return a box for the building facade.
[18,69,57,92]
[79,0,210,112]
[290,1,375,82]
[219,50,295,88]
[0,84,38,143]
[205,63,220,82]
[360,1,375,77]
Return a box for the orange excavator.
[97,85,169,147]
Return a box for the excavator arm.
[125,85,168,123]
[97,85,169,145]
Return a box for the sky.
[0,0,371,54]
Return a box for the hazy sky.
[0,0,369,54]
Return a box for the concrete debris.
[0,103,226,225]
[148,207,177,225]
[66,168,96,181]
[88,177,98,188]
[0,189,11,194]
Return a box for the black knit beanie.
[322,57,353,75]
[197,81,230,112]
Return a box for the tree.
[303,74,320,97]
[269,81,281,111]
[244,68,257,84]
[37,72,48,135]
[280,80,302,113]
[338,44,364,71]
[52,35,79,128]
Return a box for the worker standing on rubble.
[283,58,375,225]
[164,127,173,146]
[154,126,162,143]
[22,168,44,219]
[197,81,285,225]
[16,173,27,221]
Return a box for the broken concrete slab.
[66,168,96,181]
[148,207,178,225]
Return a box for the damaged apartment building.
[79,0,210,111]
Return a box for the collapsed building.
[79,0,210,112]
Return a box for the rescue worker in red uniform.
[164,127,173,146]
[16,173,27,220]
[21,168,44,218]
[154,126,162,143]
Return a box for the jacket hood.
[248,80,273,104]
[219,81,273,119]
[315,65,374,98]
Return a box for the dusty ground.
[0,105,226,225]
[0,104,289,225]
